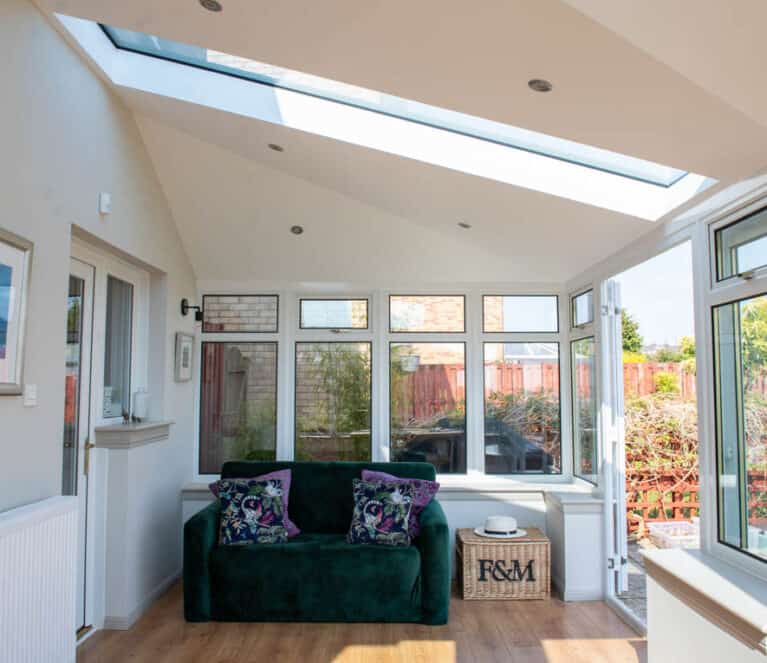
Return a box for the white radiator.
[0,496,78,663]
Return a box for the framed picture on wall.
[0,228,32,395]
[174,332,194,382]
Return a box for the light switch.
[23,384,37,407]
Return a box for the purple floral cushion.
[361,470,439,538]
[217,478,287,545]
[210,469,300,537]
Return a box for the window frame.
[388,339,469,474]
[481,294,560,334]
[198,340,280,473]
[570,288,595,330]
[201,293,279,334]
[293,339,374,462]
[298,297,369,330]
[481,340,563,476]
[571,335,599,485]
[388,294,467,334]
[712,204,767,284]
[101,274,135,420]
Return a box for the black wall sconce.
[181,298,204,322]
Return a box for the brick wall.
[202,295,278,332]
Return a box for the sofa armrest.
[183,501,219,621]
[415,499,450,625]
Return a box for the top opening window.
[715,206,767,281]
[300,298,368,330]
[100,24,687,188]
[483,295,558,333]
[390,295,465,333]
[571,290,594,328]
[202,295,278,333]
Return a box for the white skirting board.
[103,569,180,630]
[0,496,78,663]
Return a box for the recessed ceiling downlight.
[199,0,223,12]
[290,225,304,235]
[528,79,553,93]
[268,143,284,152]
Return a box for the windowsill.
[644,548,767,655]
[94,420,174,449]
[182,475,598,500]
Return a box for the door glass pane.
[300,299,368,329]
[714,294,767,559]
[102,276,133,418]
[716,206,767,280]
[484,343,560,474]
[295,342,372,461]
[483,295,558,332]
[63,276,84,496]
[199,342,278,474]
[572,290,594,327]
[573,337,598,483]
[390,342,466,473]
[389,295,465,332]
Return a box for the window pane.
[202,295,278,332]
[199,342,277,474]
[714,294,767,559]
[572,337,598,483]
[572,290,594,327]
[300,299,368,329]
[483,295,558,332]
[390,342,466,473]
[390,295,464,332]
[295,342,371,461]
[716,206,767,280]
[103,276,133,418]
[484,343,560,474]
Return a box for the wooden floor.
[77,582,646,663]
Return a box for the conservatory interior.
[3,1,767,662]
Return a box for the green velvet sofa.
[184,461,450,625]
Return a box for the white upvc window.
[194,287,571,483]
[703,198,767,573]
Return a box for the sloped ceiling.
[35,0,767,284]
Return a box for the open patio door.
[601,279,629,596]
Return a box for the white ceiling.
[36,0,767,284]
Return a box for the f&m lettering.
[477,559,535,582]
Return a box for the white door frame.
[70,239,150,632]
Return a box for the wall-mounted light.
[181,298,204,321]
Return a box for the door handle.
[84,440,96,476]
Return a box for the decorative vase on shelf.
[132,389,149,422]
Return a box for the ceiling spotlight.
[199,0,223,11]
[290,225,304,235]
[268,143,285,152]
[528,78,553,93]
[458,221,472,229]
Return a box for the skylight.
[101,24,686,188]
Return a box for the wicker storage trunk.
[456,528,550,600]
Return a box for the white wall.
[0,0,196,626]
[647,577,764,663]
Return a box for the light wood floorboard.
[77,582,646,663]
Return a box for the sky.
[613,241,694,348]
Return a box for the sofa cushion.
[362,469,439,538]
[217,478,288,545]
[221,461,436,533]
[347,479,414,546]
[209,532,423,622]
[210,469,300,537]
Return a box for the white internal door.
[62,257,95,636]
[601,279,629,595]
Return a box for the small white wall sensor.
[98,192,112,215]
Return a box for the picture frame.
[174,332,194,382]
[0,228,33,395]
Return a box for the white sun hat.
[474,515,527,539]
